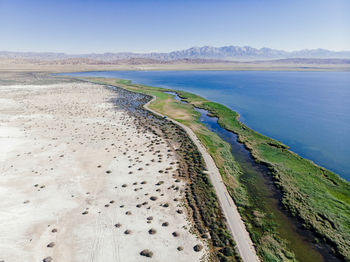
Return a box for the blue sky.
[0,0,349,53]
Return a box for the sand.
[1,59,349,73]
[0,82,207,262]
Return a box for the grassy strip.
[175,91,350,261]
[86,77,350,261]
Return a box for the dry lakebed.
[0,81,208,262]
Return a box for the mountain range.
[1,45,350,62]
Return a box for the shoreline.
[58,70,350,181]
[174,89,350,262]
[86,76,350,262]
[164,91,340,261]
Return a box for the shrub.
[148,228,157,234]
[221,247,234,257]
[140,249,153,258]
[193,244,203,252]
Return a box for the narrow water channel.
[166,91,340,262]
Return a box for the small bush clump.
[140,249,153,258]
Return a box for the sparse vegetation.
[47,242,55,248]
[43,257,53,262]
[148,228,157,234]
[193,244,203,252]
[87,77,244,261]
[140,249,153,258]
[177,246,184,251]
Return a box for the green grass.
[177,89,350,262]
[86,77,350,262]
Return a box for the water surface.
[167,90,339,261]
[63,71,350,180]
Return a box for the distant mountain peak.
[1,45,350,61]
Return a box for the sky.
[0,0,349,54]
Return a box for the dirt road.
[144,96,260,262]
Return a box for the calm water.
[64,71,350,181]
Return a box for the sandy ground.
[0,82,207,262]
[1,60,349,73]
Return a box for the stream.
[166,91,340,262]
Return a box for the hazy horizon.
[0,0,349,54]
[1,45,350,55]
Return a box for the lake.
[64,70,350,181]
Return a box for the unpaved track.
[144,96,260,262]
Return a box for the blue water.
[63,71,350,181]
